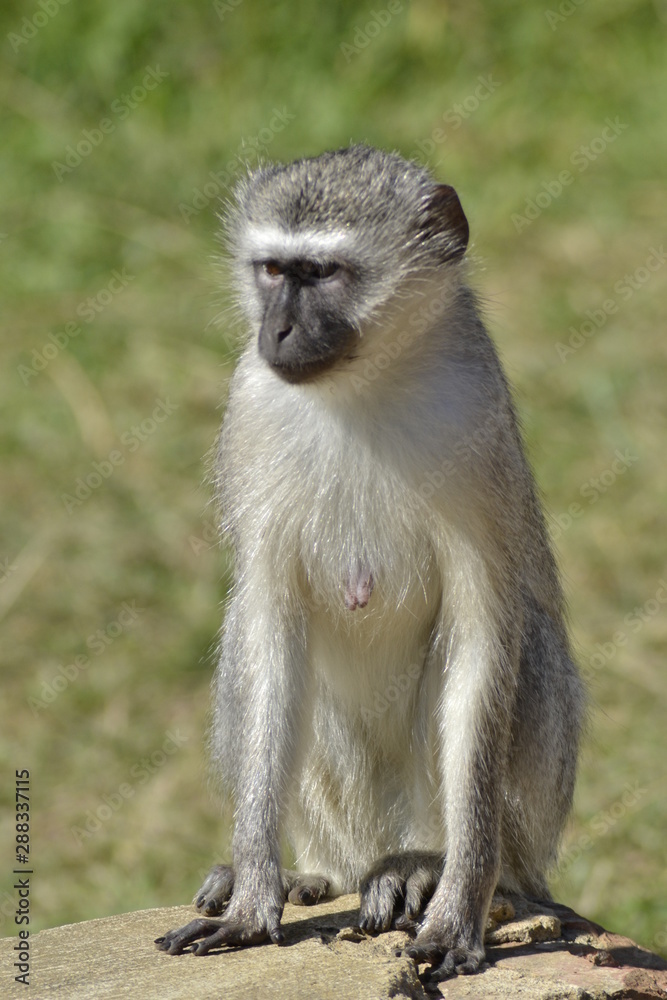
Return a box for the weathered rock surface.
[1,894,665,1000]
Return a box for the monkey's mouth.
[262,333,360,385]
[267,355,346,384]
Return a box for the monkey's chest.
[261,407,443,654]
[296,479,438,615]
[295,483,441,713]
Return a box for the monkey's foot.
[344,565,374,610]
[194,863,330,916]
[359,851,444,933]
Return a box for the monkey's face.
[253,256,360,383]
[229,146,471,384]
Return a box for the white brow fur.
[241,225,351,261]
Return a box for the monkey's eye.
[263,261,283,278]
[316,262,340,280]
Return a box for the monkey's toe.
[285,872,330,905]
[194,863,235,915]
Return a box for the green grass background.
[1,0,665,954]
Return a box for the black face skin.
[254,258,359,383]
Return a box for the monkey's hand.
[155,894,284,955]
[155,872,285,955]
[358,851,444,933]
[405,913,485,980]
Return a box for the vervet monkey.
[156,145,585,980]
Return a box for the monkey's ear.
[422,184,469,262]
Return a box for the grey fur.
[155,145,586,979]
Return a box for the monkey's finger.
[394,913,420,935]
[192,928,235,954]
[155,918,224,954]
[268,925,285,944]
[403,879,425,919]
[404,866,439,918]
[358,898,394,933]
[191,923,257,954]
[358,913,383,934]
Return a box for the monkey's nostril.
[277,326,292,344]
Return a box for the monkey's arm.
[408,543,520,978]
[156,577,307,954]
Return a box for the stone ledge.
[1,895,666,1000]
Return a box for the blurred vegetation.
[1,0,665,955]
